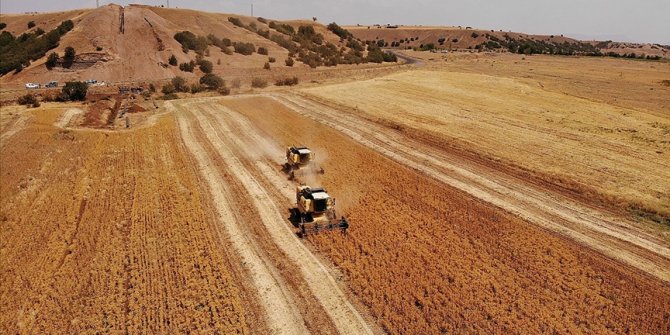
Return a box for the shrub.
[61,81,88,101]
[218,86,230,96]
[383,52,398,62]
[190,83,205,94]
[275,77,299,86]
[179,61,195,72]
[257,29,270,39]
[35,28,45,36]
[198,59,213,73]
[199,73,225,90]
[257,17,268,24]
[233,42,256,55]
[161,83,176,94]
[17,93,38,106]
[96,46,103,51]
[162,93,178,100]
[149,83,156,92]
[228,17,244,27]
[285,57,294,66]
[471,32,479,38]
[251,77,267,88]
[327,22,352,39]
[231,78,241,88]
[171,76,188,92]
[174,31,208,54]
[46,52,59,69]
[32,100,41,108]
[263,62,271,70]
[27,21,36,29]
[258,47,268,55]
[168,54,177,66]
[268,57,276,63]
[63,46,75,68]
[0,23,6,30]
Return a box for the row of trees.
[0,19,74,75]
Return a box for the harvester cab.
[290,185,348,237]
[283,146,325,180]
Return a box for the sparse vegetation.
[17,93,38,106]
[198,59,213,73]
[268,57,276,63]
[27,21,36,29]
[327,22,352,40]
[263,62,270,70]
[258,47,268,55]
[179,60,196,72]
[218,86,231,96]
[285,57,294,67]
[251,77,267,88]
[190,83,205,94]
[171,76,189,92]
[169,54,178,66]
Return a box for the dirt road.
[269,92,670,282]
[172,100,376,335]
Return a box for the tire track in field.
[174,106,309,335]
[269,92,670,282]
[190,104,375,335]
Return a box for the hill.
[0,4,390,88]
[346,25,670,58]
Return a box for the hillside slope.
[0,4,362,86]
[347,25,670,58]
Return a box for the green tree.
[61,81,88,101]
[199,73,225,90]
[46,52,59,69]
[63,46,75,68]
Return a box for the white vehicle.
[25,83,40,89]
[85,79,97,84]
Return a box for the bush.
[17,93,38,106]
[383,52,398,62]
[61,81,88,101]
[27,21,36,29]
[251,77,267,88]
[168,54,177,66]
[285,57,294,67]
[199,73,225,90]
[0,23,6,30]
[32,100,41,108]
[35,28,45,36]
[149,83,156,92]
[63,46,75,68]
[327,22,352,40]
[228,17,244,27]
[257,17,268,24]
[161,83,176,94]
[190,83,205,94]
[268,57,276,63]
[233,42,256,55]
[198,59,213,73]
[263,62,270,70]
[162,93,178,100]
[258,47,268,55]
[275,77,299,86]
[174,31,208,54]
[46,52,59,69]
[171,76,188,92]
[218,86,230,95]
[179,61,195,72]
[471,32,479,38]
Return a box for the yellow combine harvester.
[283,146,324,180]
[289,185,348,237]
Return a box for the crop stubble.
[221,96,670,334]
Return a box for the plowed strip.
[185,103,375,335]
[173,104,309,335]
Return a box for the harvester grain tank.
[290,185,348,237]
[283,146,324,180]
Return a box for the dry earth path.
[269,92,670,282]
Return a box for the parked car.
[45,81,58,88]
[85,79,97,84]
[25,83,40,89]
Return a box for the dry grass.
[303,63,670,221]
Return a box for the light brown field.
[303,56,670,222]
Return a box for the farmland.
[2,37,670,335]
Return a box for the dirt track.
[172,100,376,335]
[270,92,670,282]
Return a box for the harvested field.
[302,68,670,223]
[0,106,252,334]
[188,96,670,334]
